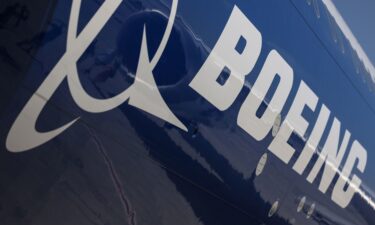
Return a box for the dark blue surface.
[0,0,374,224]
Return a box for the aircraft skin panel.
[0,0,374,225]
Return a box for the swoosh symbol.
[6,0,186,152]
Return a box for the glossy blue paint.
[0,0,374,224]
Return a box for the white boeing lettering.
[307,118,351,193]
[332,140,367,208]
[238,50,293,141]
[189,6,262,111]
[268,81,319,164]
[293,104,330,175]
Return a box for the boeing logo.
[6,0,187,153]
[6,0,368,209]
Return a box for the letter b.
[189,6,262,110]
